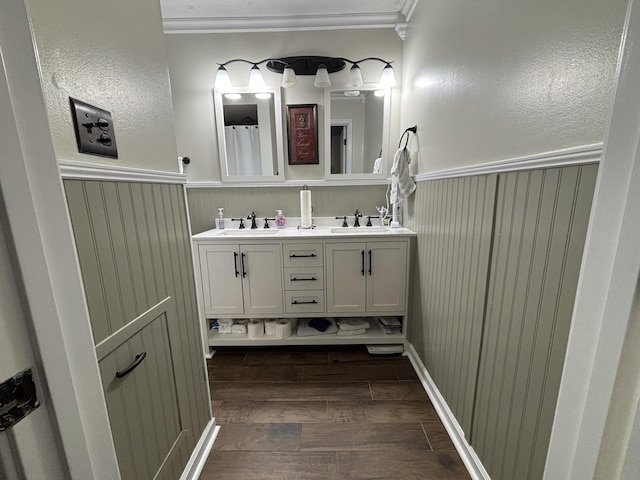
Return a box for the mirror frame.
[324,84,391,181]
[213,86,285,183]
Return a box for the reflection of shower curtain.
[225,126,262,176]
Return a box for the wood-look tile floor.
[201,346,470,480]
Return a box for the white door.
[366,241,408,312]
[242,244,284,315]
[0,207,66,479]
[326,242,367,313]
[198,244,244,315]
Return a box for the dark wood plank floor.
[201,345,470,480]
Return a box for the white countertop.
[193,224,415,240]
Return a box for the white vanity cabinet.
[197,243,283,316]
[192,227,414,351]
[325,241,408,314]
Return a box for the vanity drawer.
[285,291,325,314]
[284,267,324,291]
[283,243,323,267]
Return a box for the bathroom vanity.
[192,224,414,354]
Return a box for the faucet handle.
[231,218,246,229]
[263,217,275,228]
[366,216,380,227]
[335,216,348,227]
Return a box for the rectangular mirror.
[324,85,391,180]
[213,86,285,182]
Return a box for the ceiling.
[160,0,418,36]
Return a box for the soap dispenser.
[275,209,286,229]
[218,208,225,229]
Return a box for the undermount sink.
[222,229,278,235]
[330,227,389,234]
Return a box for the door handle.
[361,250,365,276]
[368,249,372,276]
[241,252,247,278]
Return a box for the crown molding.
[414,143,602,182]
[163,12,404,34]
[400,0,419,22]
[58,160,187,184]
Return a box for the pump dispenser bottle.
[275,210,286,229]
[218,208,225,229]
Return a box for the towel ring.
[398,125,417,149]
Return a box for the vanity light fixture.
[248,64,266,89]
[214,56,396,90]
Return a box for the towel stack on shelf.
[336,318,370,336]
[378,317,402,334]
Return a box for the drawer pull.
[115,352,147,379]
[290,253,317,258]
[291,277,317,282]
[292,299,318,305]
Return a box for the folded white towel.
[390,147,416,204]
[218,318,235,326]
[231,319,248,334]
[337,328,367,336]
[337,318,370,331]
[218,325,233,334]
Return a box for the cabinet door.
[97,300,185,480]
[198,244,243,315]
[326,242,366,313]
[365,241,408,312]
[241,244,283,315]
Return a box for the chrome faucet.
[247,211,258,229]
[353,209,362,227]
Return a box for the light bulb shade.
[248,65,266,89]
[380,63,396,87]
[282,66,297,88]
[214,66,232,89]
[348,64,364,88]
[314,65,331,88]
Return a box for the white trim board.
[406,344,490,480]
[186,178,391,188]
[414,143,602,182]
[59,160,187,184]
[180,418,220,480]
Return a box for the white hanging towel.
[390,147,416,204]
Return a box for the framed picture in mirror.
[286,104,318,165]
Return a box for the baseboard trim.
[180,417,220,480]
[406,344,491,480]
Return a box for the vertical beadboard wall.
[187,184,388,233]
[405,163,598,480]
[472,165,598,480]
[404,174,498,434]
[64,180,210,470]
